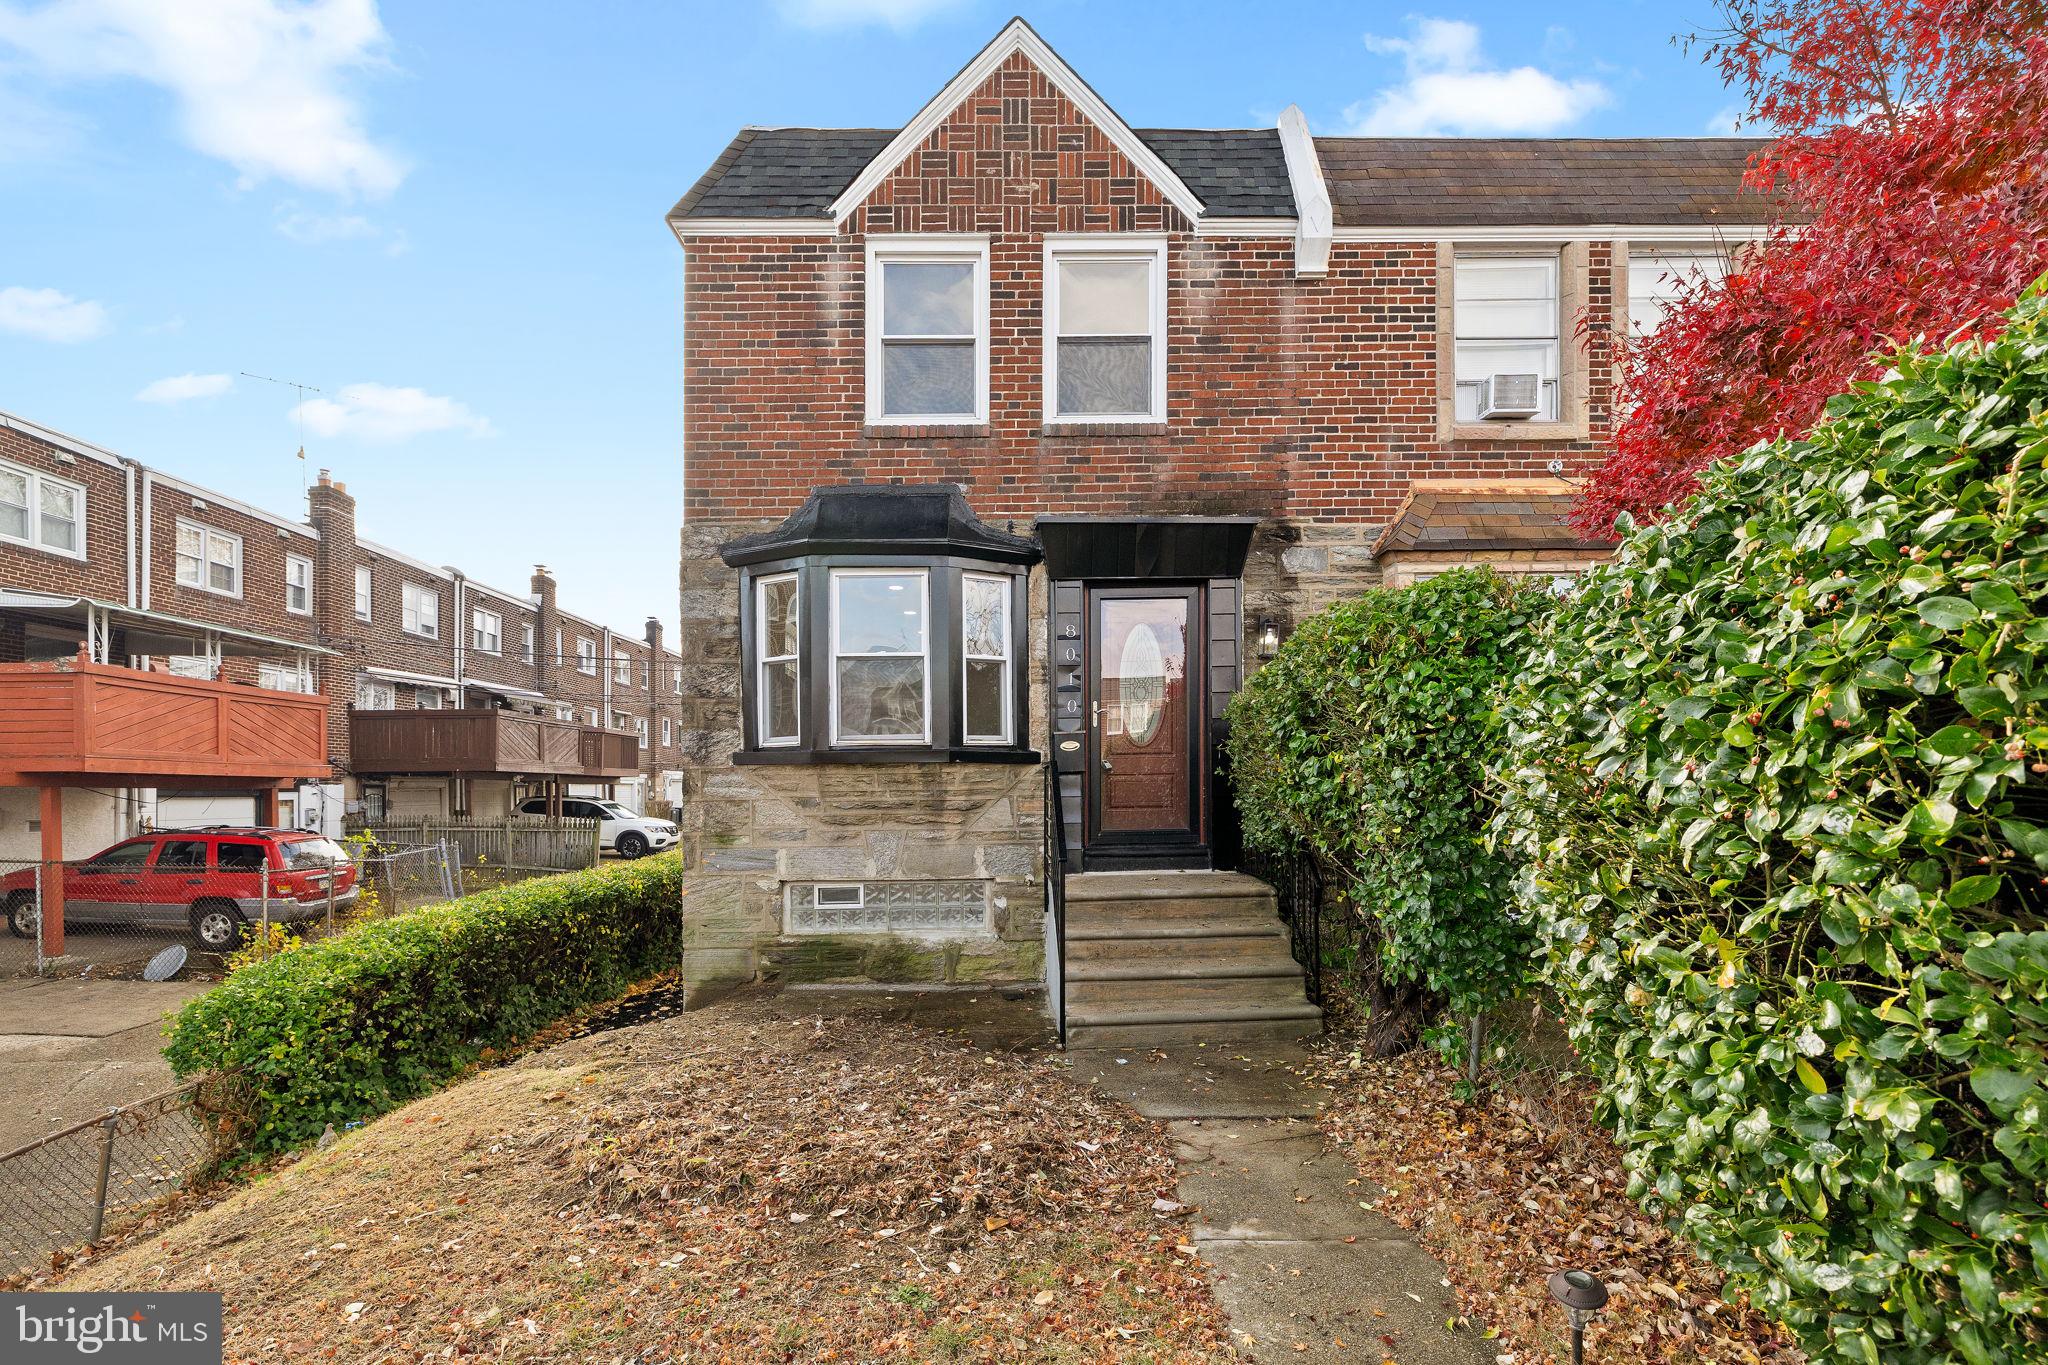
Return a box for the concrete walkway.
[0,978,208,1152]
[1074,1045,1491,1364]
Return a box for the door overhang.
[1035,516,1259,581]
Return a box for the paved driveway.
[0,978,209,1153]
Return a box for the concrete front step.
[1065,910,1285,940]
[1066,930,1290,966]
[1068,972,1311,1012]
[1065,1000,1325,1049]
[1066,949,1303,981]
[1066,871,1276,902]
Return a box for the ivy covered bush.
[1226,568,1546,1046]
[1496,287,2048,1362]
[166,853,687,1156]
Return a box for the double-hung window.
[285,554,313,615]
[576,638,597,675]
[661,717,673,746]
[866,237,989,425]
[614,653,631,685]
[1045,237,1167,422]
[0,459,84,558]
[176,520,242,596]
[401,582,439,638]
[472,608,501,655]
[521,623,536,664]
[829,569,929,745]
[754,573,800,746]
[353,564,373,621]
[1627,248,1728,337]
[961,573,1013,745]
[1453,254,1561,421]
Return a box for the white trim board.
[1276,105,1332,276]
[151,471,318,540]
[0,409,127,470]
[670,218,838,240]
[827,18,1205,227]
[1192,217,1297,239]
[1332,223,1774,244]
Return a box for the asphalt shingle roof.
[1314,137,1774,228]
[668,126,1295,221]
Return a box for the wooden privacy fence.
[348,816,600,871]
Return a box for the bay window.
[1044,237,1167,422]
[865,237,989,425]
[722,486,1038,764]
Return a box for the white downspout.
[139,471,153,611]
[123,462,137,609]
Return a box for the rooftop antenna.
[242,371,323,494]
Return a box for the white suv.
[517,797,677,859]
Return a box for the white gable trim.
[1276,105,1332,277]
[827,18,1205,227]
[1331,223,1774,244]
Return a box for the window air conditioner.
[1477,373,1542,420]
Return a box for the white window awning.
[0,588,339,658]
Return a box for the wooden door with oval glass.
[1084,586,1203,855]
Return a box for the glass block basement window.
[787,881,990,935]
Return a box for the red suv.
[2,827,358,953]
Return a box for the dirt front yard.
[59,992,1233,1361]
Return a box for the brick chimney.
[307,470,359,775]
[531,565,558,697]
[643,616,664,654]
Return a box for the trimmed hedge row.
[165,853,687,1155]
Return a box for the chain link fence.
[0,1080,226,1280]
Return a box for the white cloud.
[291,382,492,442]
[774,0,968,30]
[1707,105,1744,135]
[0,0,406,198]
[0,285,108,342]
[274,203,408,253]
[136,371,232,403]
[1345,16,1611,136]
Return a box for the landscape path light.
[1547,1268,1609,1365]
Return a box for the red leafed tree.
[1575,0,2048,533]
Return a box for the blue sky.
[0,1,1748,633]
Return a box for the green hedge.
[165,853,687,1156]
[1496,284,2048,1362]
[1226,568,1547,1034]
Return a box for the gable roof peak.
[825,16,1206,225]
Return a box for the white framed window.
[813,884,864,910]
[521,623,536,664]
[576,637,597,675]
[257,661,311,693]
[865,235,990,425]
[829,568,929,746]
[472,607,502,656]
[285,554,313,615]
[555,705,576,723]
[416,687,444,710]
[0,458,85,558]
[401,582,440,638]
[754,572,800,747]
[634,716,649,741]
[356,677,396,710]
[1044,236,1168,422]
[660,716,673,746]
[614,653,631,685]
[586,707,599,726]
[1453,254,1561,421]
[961,572,1013,745]
[175,520,242,596]
[353,564,373,621]
[672,665,682,695]
[640,661,650,688]
[167,655,216,680]
[1628,248,1729,337]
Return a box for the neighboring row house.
[0,407,683,861]
[668,19,1771,1036]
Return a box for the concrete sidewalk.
[0,978,208,1152]
[1074,1045,1490,1364]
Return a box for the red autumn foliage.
[1575,0,2048,533]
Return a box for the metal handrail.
[1241,843,1325,1013]
[1043,762,1069,1046]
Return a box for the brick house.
[668,19,1771,1034]
[0,408,682,858]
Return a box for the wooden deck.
[349,709,640,779]
[0,659,329,785]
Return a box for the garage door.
[156,792,258,830]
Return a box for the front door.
[1085,587,1204,862]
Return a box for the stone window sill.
[1440,420,1588,444]
[733,746,1041,766]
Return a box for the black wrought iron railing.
[1043,762,1069,1046]
[1239,843,1326,1011]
